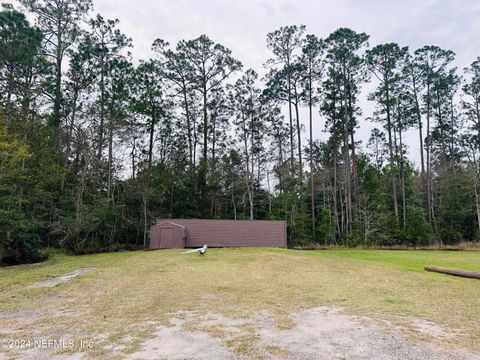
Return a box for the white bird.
[183,244,207,255]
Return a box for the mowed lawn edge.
[0,248,479,357]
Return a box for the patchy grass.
[0,248,479,358]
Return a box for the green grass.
[0,248,479,358]
[323,248,480,271]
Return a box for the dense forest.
[1,0,480,263]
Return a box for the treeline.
[1,1,479,263]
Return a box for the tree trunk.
[143,192,148,247]
[65,93,78,162]
[232,184,237,220]
[426,83,434,231]
[412,72,425,176]
[348,85,358,202]
[477,114,480,235]
[148,109,156,182]
[333,150,339,236]
[287,66,295,173]
[474,163,480,233]
[385,79,399,220]
[5,72,13,119]
[211,112,216,164]
[241,113,254,220]
[53,30,63,135]
[97,56,105,159]
[250,116,256,220]
[62,92,78,191]
[399,124,406,228]
[266,169,272,216]
[201,76,208,217]
[107,117,113,200]
[343,74,352,234]
[182,82,194,172]
[131,136,136,179]
[425,266,480,280]
[449,97,456,171]
[308,67,315,238]
[294,98,303,177]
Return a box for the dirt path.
[127,307,479,360]
[2,306,479,359]
[26,268,94,289]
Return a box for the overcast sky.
[91,0,480,70]
[15,0,480,166]
[91,0,480,166]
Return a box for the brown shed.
[149,219,286,249]
[149,221,186,249]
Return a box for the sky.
[13,0,480,166]
[91,0,480,167]
[90,0,480,71]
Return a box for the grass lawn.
[0,248,479,358]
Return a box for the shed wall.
[149,222,185,249]
[154,219,286,248]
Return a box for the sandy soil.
[126,307,479,360]
[2,306,479,359]
[26,268,94,289]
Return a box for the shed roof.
[155,221,186,229]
